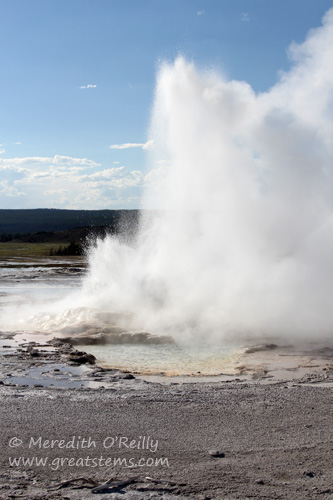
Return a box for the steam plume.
[83,9,333,342]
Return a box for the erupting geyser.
[63,9,333,342]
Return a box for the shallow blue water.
[77,341,242,376]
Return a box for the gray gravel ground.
[1,376,333,500]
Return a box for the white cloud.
[81,166,144,190]
[12,141,21,145]
[109,140,154,150]
[0,154,151,209]
[52,155,100,166]
[86,167,125,180]
[0,155,100,168]
[241,12,249,22]
[0,165,27,198]
[0,149,5,154]
[44,188,68,195]
[0,181,25,197]
[197,10,204,16]
[79,84,97,89]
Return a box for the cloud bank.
[0,154,159,209]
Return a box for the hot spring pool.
[75,341,243,376]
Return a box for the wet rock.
[47,338,67,347]
[29,349,40,357]
[244,344,278,354]
[118,373,135,380]
[61,326,126,340]
[91,372,104,378]
[65,330,175,346]
[208,450,225,458]
[68,352,96,365]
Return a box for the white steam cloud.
[78,10,333,341]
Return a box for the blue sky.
[0,0,332,209]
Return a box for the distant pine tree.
[49,241,84,256]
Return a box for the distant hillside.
[0,209,140,234]
[11,226,113,245]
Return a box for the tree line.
[0,232,31,242]
[49,241,84,256]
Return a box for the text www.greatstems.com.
[8,455,169,471]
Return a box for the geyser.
[83,9,333,342]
